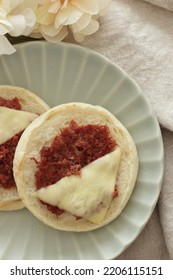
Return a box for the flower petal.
[38,0,50,4]
[30,32,43,39]
[21,8,36,35]
[41,23,62,37]
[1,0,16,12]
[55,5,70,29]
[99,0,112,16]
[22,8,36,27]
[8,14,26,36]
[78,18,99,36]
[71,13,91,33]
[64,5,83,25]
[72,18,99,42]
[30,22,43,38]
[0,7,7,19]
[40,25,68,42]
[48,1,61,13]
[0,24,11,35]
[36,4,55,25]
[72,32,84,43]
[12,0,38,13]
[7,0,23,11]
[0,35,16,55]
[71,0,99,15]
[97,0,112,10]
[0,19,13,34]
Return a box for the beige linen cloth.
[67,0,173,259]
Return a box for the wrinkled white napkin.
[67,0,173,259]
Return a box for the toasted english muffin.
[13,102,138,230]
[0,85,50,210]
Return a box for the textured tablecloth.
[9,0,173,259]
[66,0,173,259]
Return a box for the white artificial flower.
[0,0,37,55]
[32,0,112,43]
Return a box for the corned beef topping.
[0,97,22,189]
[34,120,116,190]
[0,132,23,189]
[113,185,118,198]
[0,97,22,110]
[41,201,64,216]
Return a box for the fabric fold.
[159,128,173,259]
[143,0,173,12]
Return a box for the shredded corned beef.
[34,120,116,190]
[0,97,22,110]
[0,97,22,189]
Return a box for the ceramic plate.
[0,41,163,260]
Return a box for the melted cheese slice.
[0,107,38,145]
[35,148,121,224]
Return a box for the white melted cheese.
[35,147,121,224]
[0,106,38,145]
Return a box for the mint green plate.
[0,41,163,259]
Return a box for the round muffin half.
[0,85,50,210]
[14,102,138,231]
